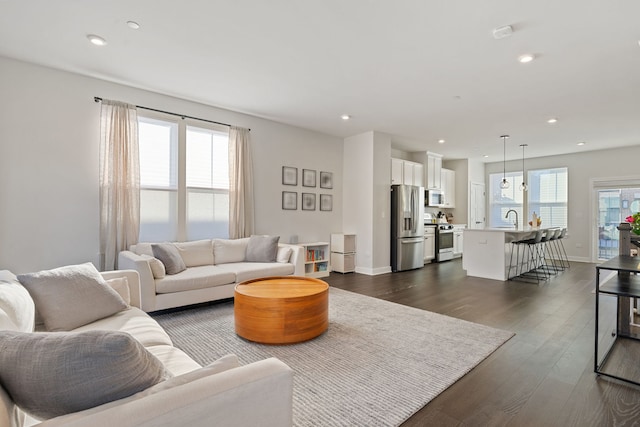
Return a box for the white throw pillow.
[213,238,249,264]
[0,272,35,333]
[174,240,214,267]
[276,246,293,263]
[17,263,128,332]
[140,254,166,279]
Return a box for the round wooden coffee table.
[234,276,329,344]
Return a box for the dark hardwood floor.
[324,259,640,426]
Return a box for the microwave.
[425,189,444,207]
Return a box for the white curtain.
[228,126,254,239]
[99,100,140,270]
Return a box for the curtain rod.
[94,97,250,131]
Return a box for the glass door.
[597,187,640,260]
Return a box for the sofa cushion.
[0,330,171,420]
[71,307,173,347]
[145,344,203,376]
[246,235,280,262]
[213,238,249,264]
[215,262,295,284]
[174,240,214,267]
[140,254,166,279]
[131,242,154,257]
[17,263,128,332]
[152,243,187,275]
[0,271,35,333]
[155,266,236,294]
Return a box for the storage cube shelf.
[330,234,356,274]
[299,242,331,278]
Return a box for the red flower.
[626,215,634,223]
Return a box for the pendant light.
[519,144,528,191]
[500,135,510,189]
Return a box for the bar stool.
[508,231,534,280]
[516,230,548,284]
[543,228,564,273]
[556,228,570,269]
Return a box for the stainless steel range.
[436,224,454,262]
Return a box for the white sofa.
[118,238,305,312]
[0,269,294,427]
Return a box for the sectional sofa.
[118,236,305,312]
[0,266,293,427]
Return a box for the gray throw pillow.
[245,235,280,262]
[17,263,128,332]
[0,330,171,420]
[151,243,187,275]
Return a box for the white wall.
[0,57,343,273]
[343,131,392,275]
[485,145,640,262]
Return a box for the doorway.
[595,186,640,261]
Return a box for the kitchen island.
[462,227,553,281]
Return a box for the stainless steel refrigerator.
[391,184,425,272]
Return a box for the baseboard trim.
[355,266,392,276]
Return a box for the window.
[489,171,524,227]
[489,167,567,228]
[527,168,568,228]
[186,126,229,240]
[138,115,229,242]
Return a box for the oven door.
[437,230,454,261]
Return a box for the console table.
[595,255,640,386]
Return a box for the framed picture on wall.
[302,169,316,187]
[302,193,316,210]
[282,166,298,186]
[320,194,332,211]
[282,191,297,210]
[320,171,333,189]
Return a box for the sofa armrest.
[279,243,305,276]
[100,270,141,309]
[38,358,293,427]
[117,251,157,312]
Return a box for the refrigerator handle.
[412,187,418,233]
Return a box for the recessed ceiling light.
[126,21,140,30]
[483,154,490,158]
[87,34,107,46]
[577,141,586,146]
[518,54,535,63]
[547,118,558,124]
[438,139,445,144]
[340,114,351,121]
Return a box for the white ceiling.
[1,0,640,161]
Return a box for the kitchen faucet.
[505,209,518,229]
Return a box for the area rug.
[153,288,514,426]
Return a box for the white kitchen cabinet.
[452,225,465,257]
[441,168,456,208]
[391,158,424,187]
[391,158,404,184]
[424,227,436,263]
[426,152,443,190]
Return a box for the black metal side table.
[595,255,640,386]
